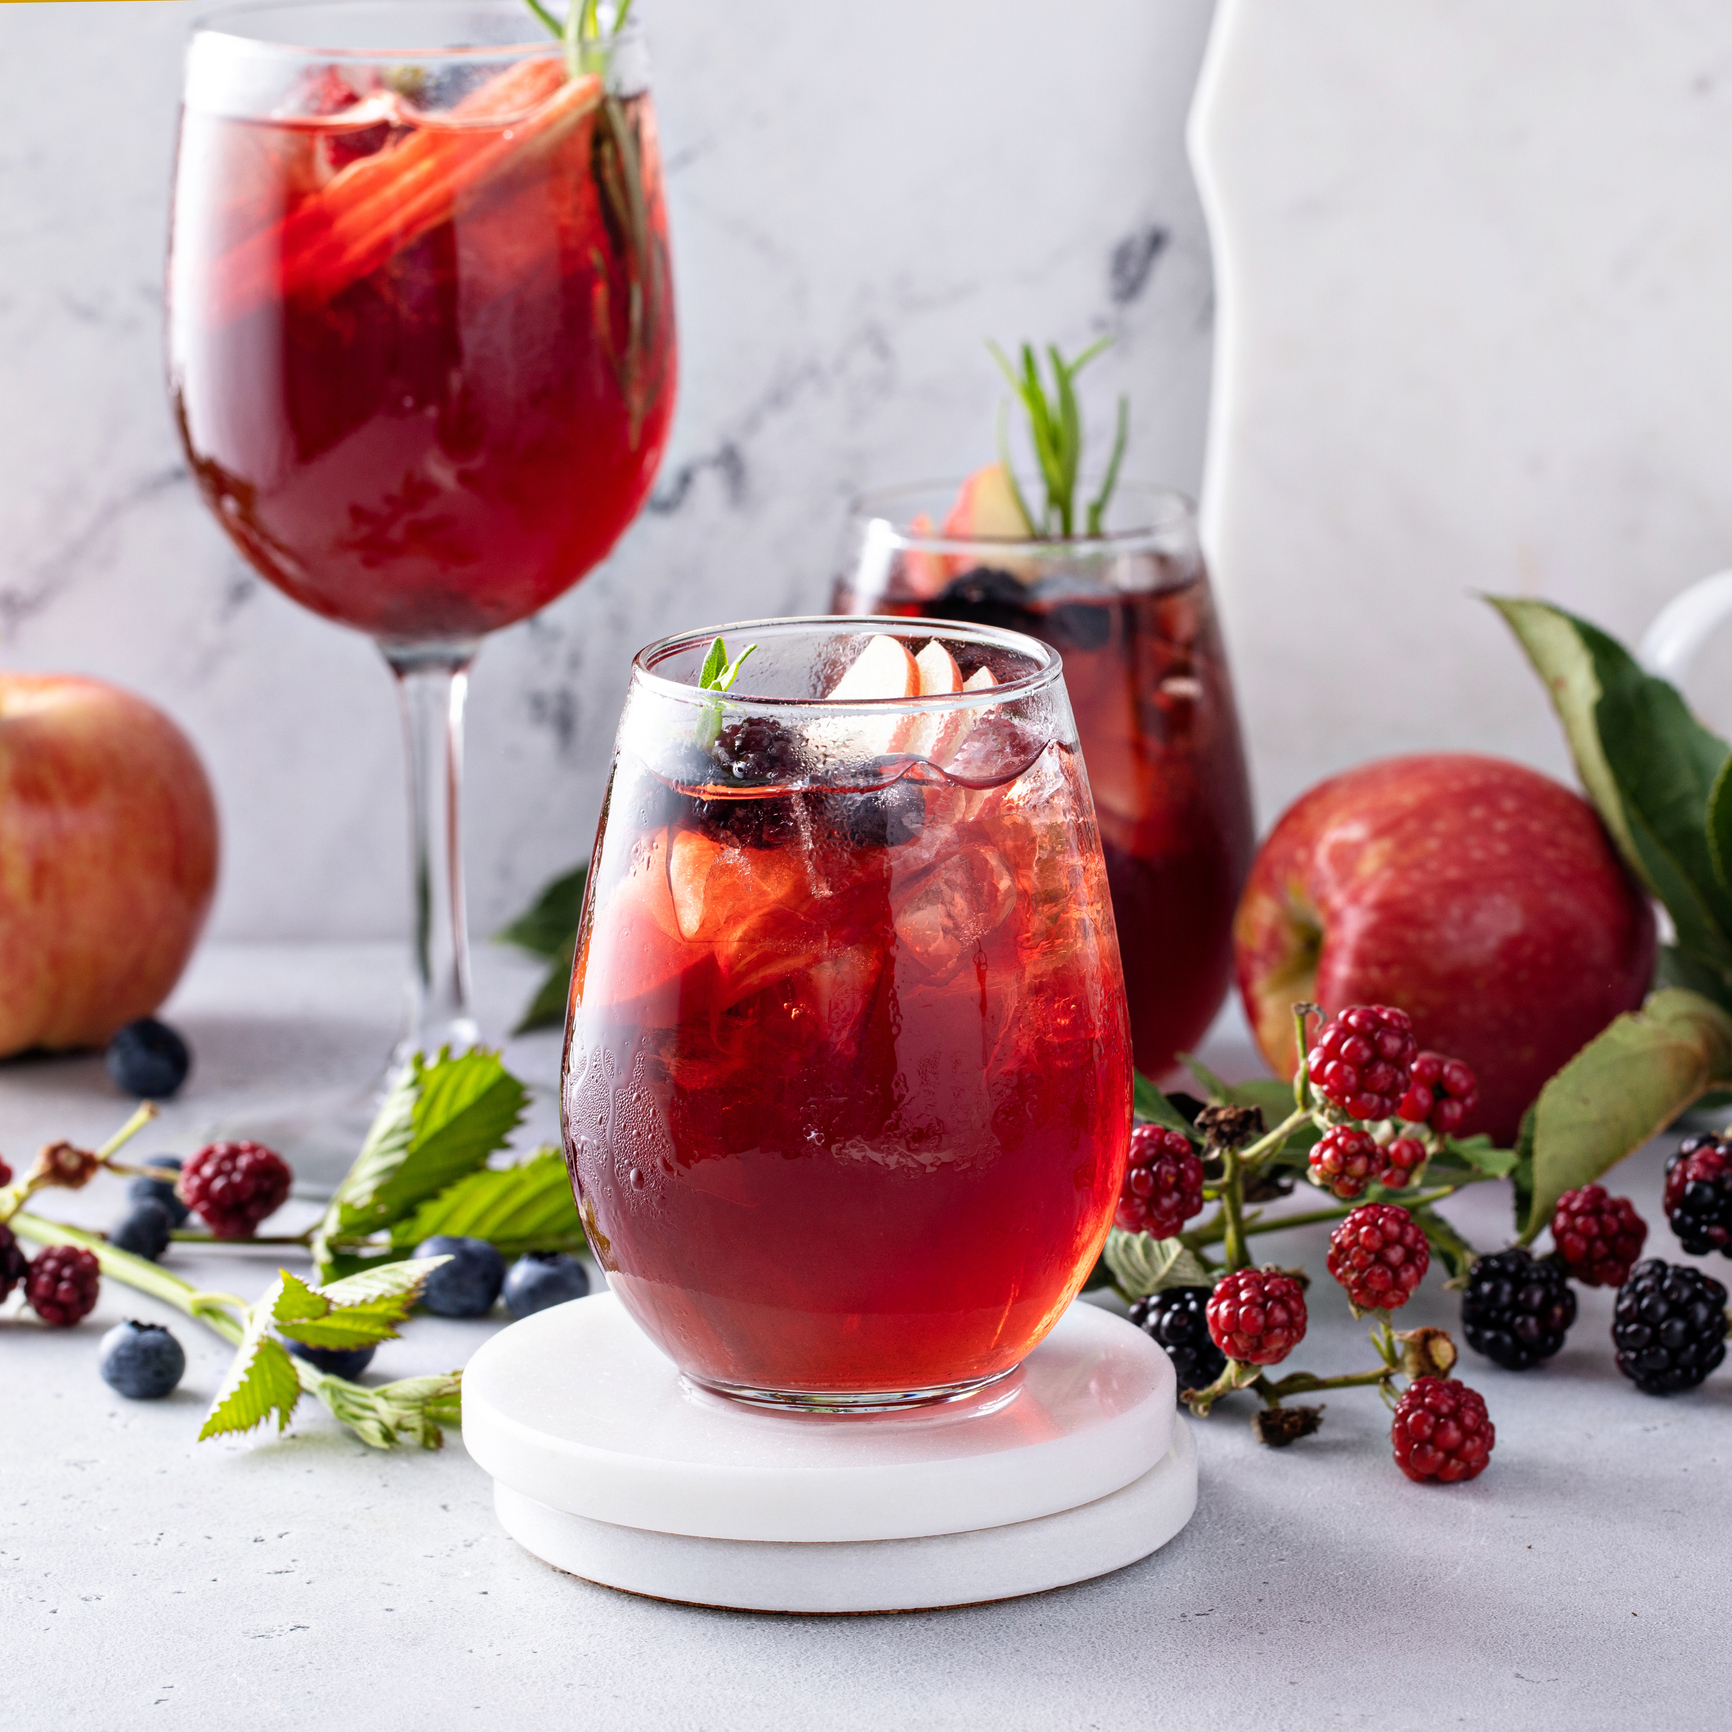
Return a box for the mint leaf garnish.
[698,635,755,692]
[989,337,1130,538]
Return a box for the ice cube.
[891,846,1016,980]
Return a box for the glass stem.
[384,642,481,1060]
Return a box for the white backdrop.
[1194,0,1732,820]
[0,0,1217,941]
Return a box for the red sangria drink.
[164,5,677,1146]
[836,482,1255,1080]
[562,619,1132,1408]
[169,4,675,643]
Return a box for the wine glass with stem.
[166,0,676,1180]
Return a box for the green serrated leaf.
[1102,1228,1214,1299]
[200,1277,303,1441]
[1441,1135,1519,1178]
[272,1263,444,1350]
[320,1050,528,1250]
[1518,987,1732,1240]
[308,1368,464,1451]
[388,1150,584,1255]
[1132,1072,1200,1142]
[496,865,587,960]
[1411,1205,1480,1285]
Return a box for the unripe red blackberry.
[0,1155,12,1187]
[26,1245,101,1327]
[1551,1184,1647,1288]
[1306,1005,1417,1121]
[1391,1376,1494,1483]
[1378,1135,1428,1190]
[1397,1052,1479,1136]
[1663,1135,1732,1258]
[1308,1125,1379,1199]
[1115,1125,1205,1239]
[177,1141,293,1240]
[1327,1203,1430,1312]
[1206,1267,1308,1365]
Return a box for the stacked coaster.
[464,1292,1197,1613]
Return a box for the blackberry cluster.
[1663,1135,1732,1258]
[1130,1287,1227,1398]
[1326,1204,1430,1312]
[177,1141,292,1240]
[1550,1184,1646,1288]
[1115,1125,1205,1239]
[1308,1126,1380,1199]
[1206,1268,1308,1366]
[1306,1005,1418,1121]
[1612,1260,1729,1395]
[1460,1248,1576,1370]
[709,716,798,785]
[1391,1377,1495,1483]
[813,780,926,851]
[1397,1052,1479,1136]
[26,1245,101,1328]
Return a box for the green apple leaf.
[1102,1229,1215,1300]
[1132,1072,1201,1143]
[1517,987,1732,1241]
[1487,596,1648,882]
[387,1148,585,1255]
[1490,595,1732,975]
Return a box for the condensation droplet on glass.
[629,1168,645,1189]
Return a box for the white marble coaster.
[492,1420,1198,1614]
[463,1290,1197,1608]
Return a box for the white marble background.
[1194,0,1732,818]
[0,0,1216,942]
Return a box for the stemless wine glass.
[167,1,676,1165]
[835,485,1254,1080]
[561,617,1133,1410]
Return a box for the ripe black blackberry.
[1663,1135,1732,1258]
[1130,1287,1227,1398]
[1612,1260,1729,1395]
[0,1225,29,1302]
[1460,1247,1576,1370]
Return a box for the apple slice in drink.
[810,632,920,761]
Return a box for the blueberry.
[502,1252,591,1319]
[98,1320,186,1400]
[414,1235,506,1318]
[104,1018,191,1100]
[284,1338,377,1380]
[110,1200,173,1262]
[128,1157,190,1227]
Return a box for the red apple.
[941,463,1032,540]
[1234,753,1655,1142]
[0,673,219,1056]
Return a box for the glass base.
[682,1362,1022,1416]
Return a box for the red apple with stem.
[0,673,219,1056]
[1234,753,1655,1143]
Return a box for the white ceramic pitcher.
[1638,575,1732,685]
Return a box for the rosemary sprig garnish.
[523,0,669,445]
[989,337,1130,538]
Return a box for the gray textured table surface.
[4,943,1728,1731]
